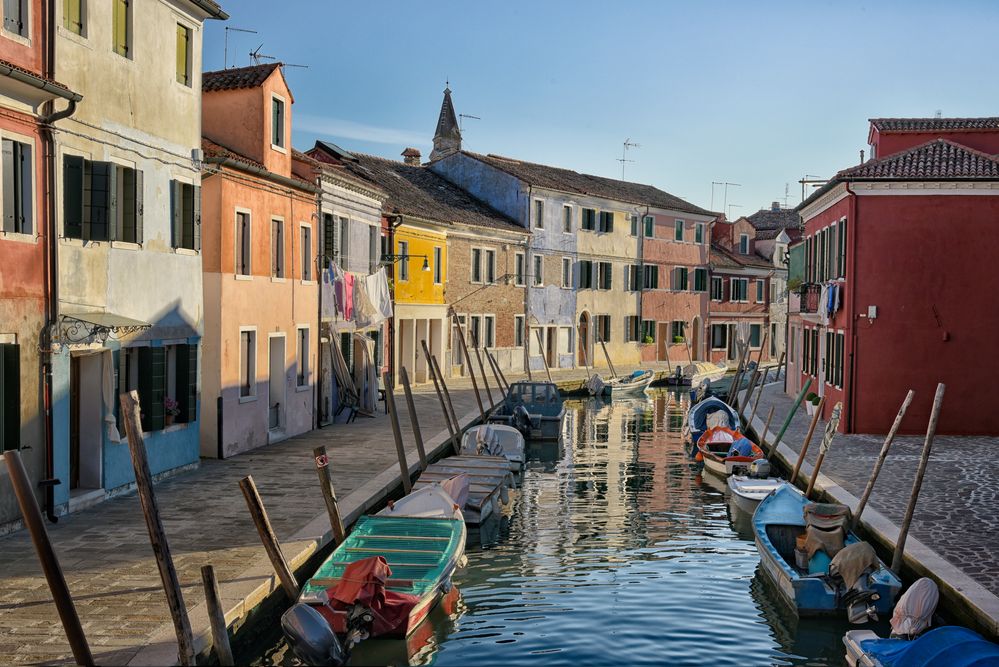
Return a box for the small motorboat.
[461,424,526,470]
[487,381,566,440]
[667,360,728,386]
[844,626,999,667]
[378,477,468,520]
[585,369,654,396]
[413,456,516,525]
[684,396,741,449]
[727,459,782,513]
[696,426,765,477]
[753,483,901,619]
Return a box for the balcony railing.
[799,283,821,314]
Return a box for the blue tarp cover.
[727,437,755,458]
[860,626,999,667]
[688,397,740,433]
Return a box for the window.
[594,315,611,343]
[2,139,33,235]
[559,326,572,355]
[514,315,525,347]
[624,316,640,343]
[235,212,251,275]
[170,180,199,250]
[811,329,819,375]
[756,279,765,303]
[671,321,686,342]
[112,0,130,57]
[176,24,191,85]
[485,249,496,283]
[239,330,255,397]
[533,199,544,228]
[630,215,638,236]
[641,320,656,343]
[711,324,728,350]
[731,278,748,302]
[561,257,571,288]
[533,255,543,286]
[694,268,707,292]
[433,246,442,284]
[643,264,659,290]
[837,219,847,279]
[579,260,594,289]
[471,247,482,283]
[598,211,614,233]
[695,222,704,244]
[710,276,723,300]
[3,0,27,37]
[803,329,811,375]
[581,208,596,231]
[818,229,826,281]
[749,324,762,348]
[514,252,525,286]
[771,323,778,357]
[834,332,844,387]
[301,226,312,280]
[1,343,20,451]
[626,265,640,291]
[484,315,495,348]
[672,267,688,291]
[369,226,379,274]
[321,213,335,266]
[271,219,284,277]
[644,216,654,238]
[115,343,198,432]
[64,0,83,35]
[398,240,409,280]
[674,219,684,241]
[271,97,285,148]
[598,262,612,290]
[338,216,349,269]
[469,315,481,347]
[297,327,309,387]
[739,234,749,255]
[563,205,572,233]
[63,157,145,243]
[114,165,141,243]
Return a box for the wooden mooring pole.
[534,328,554,383]
[3,450,94,667]
[747,367,769,427]
[383,371,413,494]
[451,312,486,421]
[789,396,825,485]
[737,366,761,424]
[238,475,299,601]
[489,349,510,393]
[852,390,915,532]
[400,367,428,470]
[120,391,196,666]
[805,401,843,498]
[312,446,346,545]
[760,406,777,458]
[473,346,495,408]
[421,339,460,454]
[200,565,235,667]
[892,383,946,573]
[485,349,508,396]
[598,334,618,378]
[774,383,812,449]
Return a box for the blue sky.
[204,0,999,215]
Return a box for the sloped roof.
[463,152,714,217]
[746,207,801,231]
[710,243,771,271]
[754,227,800,241]
[191,0,228,19]
[202,137,317,191]
[203,63,281,93]
[352,153,526,234]
[870,117,999,133]
[836,139,999,180]
[0,58,81,101]
[304,143,387,197]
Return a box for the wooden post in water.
[892,383,945,573]
[485,349,508,396]
[729,342,752,409]
[760,406,777,458]
[120,391,196,666]
[534,328,554,383]
[774,383,812,449]
[312,446,346,545]
[790,397,825,485]
[747,367,769,427]
[490,349,511,392]
[3,451,94,667]
[200,565,234,667]
[598,334,618,378]
[451,312,485,420]
[399,367,428,470]
[421,340,460,454]
[382,372,413,494]
[431,353,464,439]
[474,346,494,408]
[239,475,299,600]
[806,402,843,498]
[737,366,761,424]
[852,390,915,532]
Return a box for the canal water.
[252,391,877,666]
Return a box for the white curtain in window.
[103,350,121,442]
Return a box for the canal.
[252,391,879,666]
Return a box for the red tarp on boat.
[316,556,421,638]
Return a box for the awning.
[58,312,151,344]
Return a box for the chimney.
[402,147,421,166]
[860,149,865,164]
[771,201,780,212]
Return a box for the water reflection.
[253,390,857,666]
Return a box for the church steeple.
[429,84,462,162]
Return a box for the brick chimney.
[402,147,421,166]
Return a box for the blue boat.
[753,483,901,618]
[487,381,566,440]
[684,396,741,452]
[843,626,999,666]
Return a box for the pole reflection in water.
[254,390,867,666]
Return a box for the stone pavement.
[0,386,480,666]
[744,382,999,614]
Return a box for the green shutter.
[137,347,166,431]
[63,155,84,238]
[176,344,197,423]
[170,180,180,248]
[85,161,112,241]
[192,185,201,252]
[182,183,194,249]
[0,344,21,451]
[2,140,14,233]
[17,141,32,234]
[120,166,135,242]
[134,169,143,244]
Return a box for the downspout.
[524,185,532,373]
[845,181,858,433]
[312,182,321,430]
[386,214,399,384]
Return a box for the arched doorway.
[691,316,701,361]
[578,312,590,367]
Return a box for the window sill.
[1,231,38,244]
[174,247,199,256]
[235,274,253,281]
[112,241,141,251]
[271,144,288,154]
[1,29,30,47]
[295,384,311,393]
[57,26,89,47]
[60,237,86,247]
[238,395,258,404]
[271,277,287,283]
[162,422,190,434]
[300,279,317,286]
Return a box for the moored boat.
[461,424,526,470]
[684,396,741,449]
[487,381,566,440]
[696,426,764,477]
[844,626,999,667]
[727,459,782,513]
[413,455,516,525]
[667,360,728,386]
[585,369,654,396]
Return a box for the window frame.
[581,208,596,231]
[561,256,572,288]
[711,324,728,350]
[562,204,572,233]
[644,215,654,238]
[296,326,310,389]
[513,315,525,348]
[234,208,251,277]
[175,22,192,86]
[270,94,287,151]
[710,276,723,301]
[270,217,285,279]
[300,223,313,281]
[470,247,482,284]
[1,135,35,237]
[695,222,704,244]
[533,199,544,229]
[514,252,525,286]
[756,278,765,303]
[483,315,496,348]
[433,246,442,284]
[674,219,684,242]
[398,239,410,281]
[63,0,84,36]
[238,327,257,401]
[597,210,614,233]
[484,248,496,284]
[749,323,762,349]
[111,0,131,59]
[3,0,29,39]
[694,268,707,292]
[533,254,543,287]
[739,233,749,255]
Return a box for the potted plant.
[673,335,685,344]
[804,392,817,416]
[164,397,180,426]
[642,335,654,345]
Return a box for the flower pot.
[165,414,175,426]
[805,401,815,416]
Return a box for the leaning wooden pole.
[239,475,299,601]
[473,346,495,408]
[760,406,777,458]
[451,313,485,420]
[598,335,618,378]
[421,340,460,454]
[3,451,94,667]
[789,397,825,485]
[431,353,464,441]
[747,367,769,427]
[400,367,428,470]
[201,565,235,667]
[737,367,761,424]
[120,391,196,666]
[490,349,511,392]
[383,371,413,494]
[852,390,915,532]
[805,402,843,498]
[312,446,346,545]
[892,383,946,573]
[534,328,554,383]
[485,349,508,396]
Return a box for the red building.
[789,117,999,435]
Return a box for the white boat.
[378,476,469,521]
[667,360,728,386]
[461,425,526,469]
[727,467,782,514]
[585,370,654,396]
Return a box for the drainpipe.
[524,185,532,373]
[845,181,858,433]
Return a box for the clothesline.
[321,262,393,328]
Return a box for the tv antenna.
[618,139,640,179]
[458,114,480,133]
[710,181,741,213]
[224,26,256,69]
[249,44,310,69]
[782,182,790,208]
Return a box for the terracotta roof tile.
[837,139,999,180]
[203,63,281,93]
[201,137,316,190]
[870,117,999,133]
[710,243,771,270]
[0,58,81,101]
[746,207,801,231]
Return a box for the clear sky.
[203,0,999,215]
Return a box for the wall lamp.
[382,253,431,272]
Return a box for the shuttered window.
[271,219,284,277]
[579,260,593,289]
[598,211,614,233]
[837,219,847,279]
[595,315,611,343]
[236,212,251,275]
[533,255,542,286]
[301,226,312,280]
[64,0,83,34]
[581,208,596,231]
[2,139,32,234]
[673,267,688,291]
[750,324,762,348]
[694,268,707,292]
[598,262,612,290]
[175,344,198,423]
[64,157,143,242]
[271,97,285,148]
[137,347,165,432]
[643,265,659,290]
[0,343,20,451]
[176,24,191,86]
[169,181,199,250]
[112,0,130,57]
[514,253,525,286]
[644,216,654,238]
[3,0,27,36]
[711,324,727,350]
[671,321,686,341]
[321,213,335,266]
[710,276,723,300]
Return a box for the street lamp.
[382,253,431,272]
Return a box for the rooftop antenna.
[934,109,943,118]
[458,113,480,133]
[248,44,310,69]
[618,139,640,180]
[727,203,742,219]
[224,26,256,69]
[799,174,825,202]
[782,182,790,208]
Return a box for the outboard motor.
[282,603,348,667]
[749,459,771,479]
[511,404,531,438]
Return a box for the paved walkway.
[744,383,999,627]
[0,386,479,666]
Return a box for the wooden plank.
[357,534,450,542]
[345,546,441,555]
